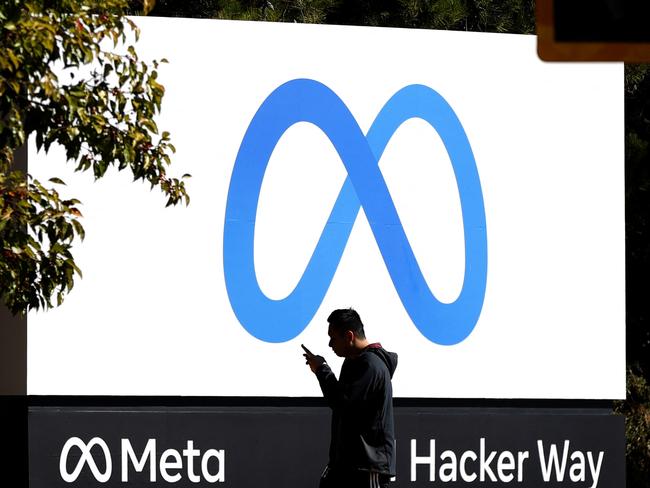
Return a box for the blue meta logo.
[223,79,487,345]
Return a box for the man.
[303,308,398,488]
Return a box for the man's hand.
[302,344,326,373]
[305,354,326,373]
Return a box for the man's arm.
[314,362,340,409]
[303,350,343,410]
[315,357,381,412]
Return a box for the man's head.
[327,308,368,357]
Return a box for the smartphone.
[301,344,314,357]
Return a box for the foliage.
[147,0,535,33]
[625,63,650,376]
[622,61,650,486]
[615,368,650,488]
[147,0,336,23]
[0,0,189,314]
[325,0,535,32]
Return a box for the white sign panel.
[27,18,625,398]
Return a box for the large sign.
[27,19,625,398]
[29,406,625,487]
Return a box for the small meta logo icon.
[60,437,112,483]
[224,79,487,345]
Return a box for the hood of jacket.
[365,343,398,378]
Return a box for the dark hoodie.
[315,343,398,475]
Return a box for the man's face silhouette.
[328,324,351,358]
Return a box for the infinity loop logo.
[224,79,487,345]
[60,437,112,483]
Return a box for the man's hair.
[327,308,366,339]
